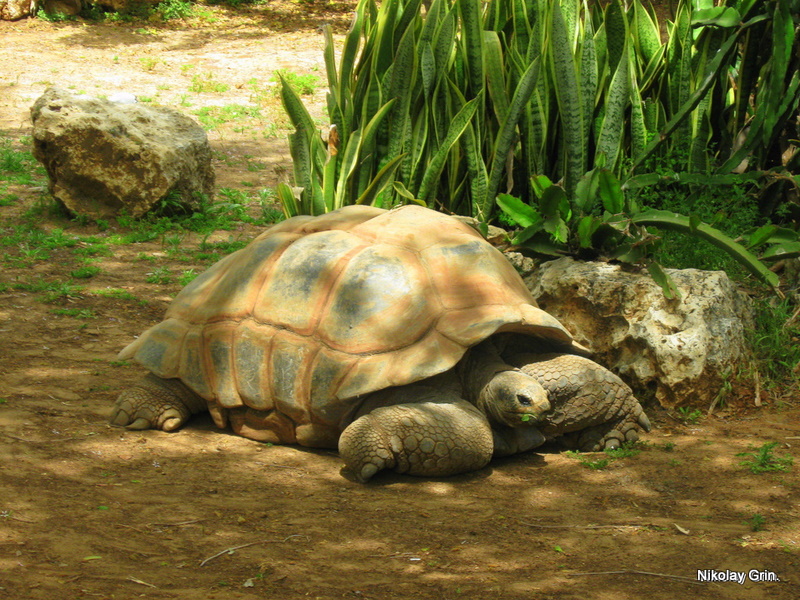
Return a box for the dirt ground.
[0,6,798,600]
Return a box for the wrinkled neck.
[457,339,514,408]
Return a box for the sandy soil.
[0,6,798,600]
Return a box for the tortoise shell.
[119,205,577,446]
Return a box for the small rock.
[107,92,138,104]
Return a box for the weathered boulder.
[31,87,214,219]
[509,255,755,408]
[43,0,83,16]
[0,0,82,19]
[0,0,34,19]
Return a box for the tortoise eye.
[516,394,532,407]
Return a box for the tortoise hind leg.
[338,393,494,483]
[110,373,207,431]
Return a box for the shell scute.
[232,323,271,410]
[254,230,364,333]
[317,243,434,353]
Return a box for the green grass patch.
[154,0,194,21]
[745,513,766,532]
[271,69,320,96]
[189,73,229,94]
[91,288,147,304]
[145,266,173,284]
[193,105,261,130]
[178,268,199,286]
[752,298,800,387]
[0,137,44,186]
[676,407,703,424]
[738,442,793,474]
[70,264,101,279]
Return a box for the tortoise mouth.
[507,407,549,425]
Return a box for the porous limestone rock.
[0,0,34,19]
[31,87,214,219]
[0,0,82,19]
[510,255,755,408]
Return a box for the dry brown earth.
[0,6,798,600]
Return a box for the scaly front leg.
[338,395,494,483]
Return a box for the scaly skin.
[110,374,207,431]
[337,341,552,481]
[510,353,652,450]
[338,399,494,482]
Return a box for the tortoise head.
[477,369,551,427]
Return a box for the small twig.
[1,432,96,444]
[200,541,267,567]
[149,519,204,527]
[126,576,157,588]
[199,536,308,567]
[754,368,762,407]
[785,304,800,328]
[567,569,704,585]
[8,515,36,523]
[519,521,648,530]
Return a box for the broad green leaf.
[760,242,800,261]
[334,128,362,208]
[577,215,600,248]
[418,94,481,202]
[647,262,681,300]
[459,0,484,96]
[484,31,509,124]
[540,184,568,219]
[631,27,743,174]
[386,26,417,163]
[574,168,600,213]
[691,7,741,28]
[392,181,426,205]
[280,75,317,137]
[746,223,780,249]
[530,174,554,198]
[632,209,780,288]
[633,0,661,67]
[604,0,627,73]
[597,169,624,214]
[595,38,629,169]
[487,58,540,204]
[355,154,407,206]
[496,193,541,228]
[550,1,584,196]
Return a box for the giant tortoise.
[110,205,650,481]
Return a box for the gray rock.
[519,256,754,408]
[31,87,214,219]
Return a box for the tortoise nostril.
[517,394,532,407]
